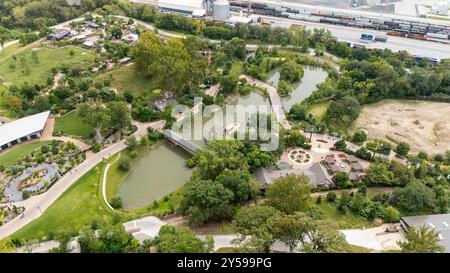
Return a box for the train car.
[310,12,326,17]
[384,21,400,28]
[407,34,427,41]
[387,31,406,37]
[303,16,321,23]
[338,18,352,26]
[320,17,341,24]
[426,32,449,40]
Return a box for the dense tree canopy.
[152,226,214,253]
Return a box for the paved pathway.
[0,121,153,239]
[240,75,292,129]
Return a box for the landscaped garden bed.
[0,140,85,203]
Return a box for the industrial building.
[0,111,50,151]
[158,0,206,16]
[156,0,232,20]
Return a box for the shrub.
[22,190,31,200]
[326,192,337,203]
[118,156,131,171]
[110,197,123,209]
[395,142,410,157]
[41,145,49,154]
[51,146,59,155]
[92,143,101,153]
[352,130,367,145]
[316,195,322,204]
[384,206,400,223]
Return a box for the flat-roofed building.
[0,111,50,151]
[47,29,71,41]
[158,0,204,15]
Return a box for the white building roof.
[192,9,207,17]
[158,0,204,13]
[228,16,253,24]
[0,111,50,147]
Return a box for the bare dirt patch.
[353,99,450,154]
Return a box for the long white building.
[158,0,205,14]
[0,111,50,151]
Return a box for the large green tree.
[399,226,444,253]
[77,102,110,142]
[179,179,234,224]
[266,174,312,214]
[153,226,214,253]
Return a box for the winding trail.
[0,120,159,239]
[240,75,292,129]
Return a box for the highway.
[262,15,450,60]
[129,0,450,60]
[249,0,450,26]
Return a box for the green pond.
[117,67,327,210]
[118,143,192,210]
[267,66,328,111]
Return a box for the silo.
[213,0,230,21]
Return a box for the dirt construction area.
[354,100,450,154]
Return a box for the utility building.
[158,0,206,15]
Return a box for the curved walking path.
[240,75,292,129]
[0,120,157,239]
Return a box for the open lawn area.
[308,101,329,122]
[0,141,52,167]
[11,163,115,242]
[312,201,371,229]
[95,64,160,98]
[53,110,94,139]
[0,43,22,60]
[0,46,95,86]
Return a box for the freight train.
[229,1,450,42]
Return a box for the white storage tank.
[213,0,230,21]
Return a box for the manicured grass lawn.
[95,64,160,98]
[312,201,371,229]
[105,153,126,201]
[53,110,94,139]
[0,141,52,167]
[308,101,330,122]
[11,163,115,242]
[230,60,243,77]
[0,46,95,86]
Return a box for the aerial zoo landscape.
[0,0,449,264]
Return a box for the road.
[251,0,450,26]
[0,121,151,239]
[262,15,450,60]
[129,0,450,60]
